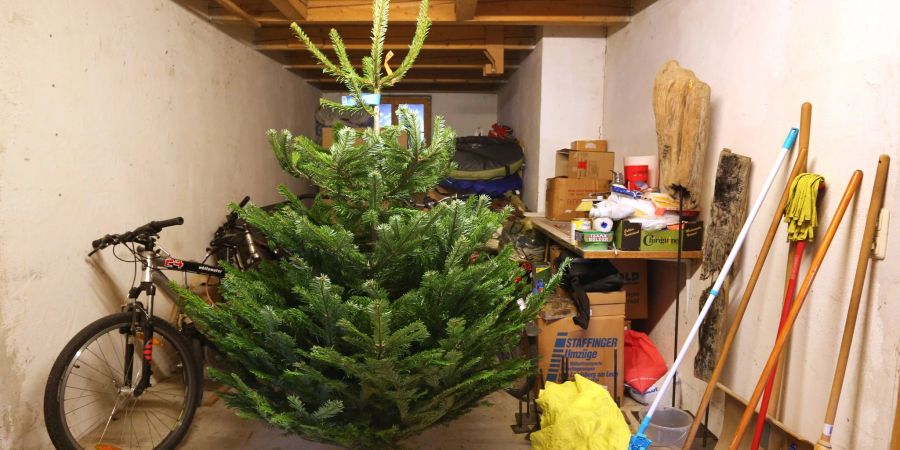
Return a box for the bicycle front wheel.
[44,312,201,450]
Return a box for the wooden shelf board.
[532,216,703,260]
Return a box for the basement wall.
[0,0,319,447]
[604,0,900,447]
[499,28,606,211]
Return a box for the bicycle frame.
[124,241,225,397]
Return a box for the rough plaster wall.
[322,92,498,136]
[536,28,606,211]
[430,93,497,136]
[498,42,543,210]
[604,0,900,447]
[498,29,606,212]
[0,0,319,447]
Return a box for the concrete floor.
[180,390,532,449]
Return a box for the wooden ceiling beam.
[286,63,519,70]
[309,77,506,84]
[209,0,632,25]
[267,0,308,20]
[255,24,536,46]
[257,42,534,51]
[210,0,261,28]
[455,0,478,21]
[482,26,503,76]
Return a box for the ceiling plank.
[267,0,308,20]
[211,0,262,27]
[255,24,536,46]
[310,77,506,84]
[257,42,534,51]
[210,0,631,26]
[455,0,477,21]
[286,63,519,70]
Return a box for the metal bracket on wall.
[874,208,890,260]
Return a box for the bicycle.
[43,198,270,450]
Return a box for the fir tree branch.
[381,0,431,87]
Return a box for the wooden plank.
[482,26,504,75]
[532,217,702,260]
[256,24,537,43]
[267,0,308,20]
[213,13,630,25]
[309,77,506,83]
[716,382,814,449]
[257,42,535,51]
[211,0,262,27]
[285,63,520,70]
[314,82,501,92]
[210,0,631,25]
[456,0,478,20]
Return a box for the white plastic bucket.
[638,406,692,448]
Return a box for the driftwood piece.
[653,60,711,210]
[694,149,751,381]
[701,149,752,278]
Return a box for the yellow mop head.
[784,173,825,242]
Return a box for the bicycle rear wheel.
[44,312,201,450]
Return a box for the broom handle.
[729,170,863,449]
[682,102,811,449]
[751,240,806,449]
[892,374,900,450]
[815,155,890,448]
[636,128,798,436]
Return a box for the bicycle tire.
[44,312,201,450]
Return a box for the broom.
[729,170,863,448]
[627,127,799,450]
[815,155,890,448]
[750,173,825,449]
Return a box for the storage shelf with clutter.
[543,138,704,256]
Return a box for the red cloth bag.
[623,330,667,394]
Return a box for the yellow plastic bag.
[530,374,630,450]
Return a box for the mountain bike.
[43,198,270,450]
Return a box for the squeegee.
[628,127,798,450]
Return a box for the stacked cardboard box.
[538,290,625,402]
[546,139,614,221]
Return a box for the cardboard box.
[555,149,615,178]
[611,260,648,319]
[614,221,704,252]
[538,290,625,402]
[322,127,408,147]
[545,177,610,221]
[554,150,570,177]
[571,140,608,152]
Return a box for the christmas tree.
[178,0,562,447]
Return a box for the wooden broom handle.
[683,102,812,448]
[729,170,863,449]
[815,155,890,448]
[769,101,815,416]
[892,375,900,449]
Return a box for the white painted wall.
[499,28,606,211]
[498,41,544,209]
[0,0,319,446]
[322,92,498,137]
[604,0,900,447]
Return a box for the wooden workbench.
[532,216,702,260]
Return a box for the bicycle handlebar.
[90,217,184,254]
[224,196,251,229]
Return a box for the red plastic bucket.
[624,164,649,190]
